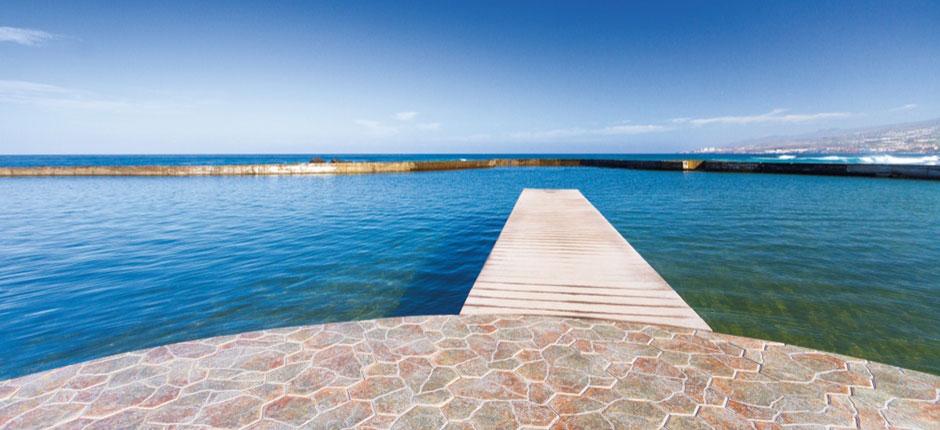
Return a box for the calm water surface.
[1,167,938,378]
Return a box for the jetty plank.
[460,189,711,330]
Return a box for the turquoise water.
[1,164,938,379]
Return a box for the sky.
[1,1,939,154]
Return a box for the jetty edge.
[1,158,938,179]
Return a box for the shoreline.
[1,158,939,180]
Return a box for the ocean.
[0,155,938,378]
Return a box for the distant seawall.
[580,159,940,180]
[1,158,938,180]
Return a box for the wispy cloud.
[363,106,867,143]
[508,128,583,140]
[446,133,493,143]
[676,109,853,126]
[394,111,418,121]
[508,123,667,141]
[354,119,400,137]
[596,124,666,135]
[0,80,175,112]
[889,103,918,112]
[416,122,441,131]
[356,112,441,136]
[0,80,127,110]
[0,26,58,46]
[0,80,72,96]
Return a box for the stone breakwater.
[1,315,936,429]
[1,158,938,179]
[0,159,577,177]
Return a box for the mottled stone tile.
[469,401,517,430]
[348,376,405,399]
[1,314,937,430]
[83,409,149,430]
[550,394,606,415]
[263,395,317,426]
[422,367,458,392]
[391,405,445,430]
[287,367,335,395]
[80,355,140,376]
[413,388,452,405]
[166,342,216,359]
[553,411,613,429]
[512,400,557,427]
[194,395,263,428]
[613,372,683,401]
[3,403,84,429]
[441,396,480,420]
[432,349,478,366]
[449,371,527,400]
[883,397,940,428]
[86,381,155,417]
[306,400,373,430]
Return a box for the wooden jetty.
[461,189,711,330]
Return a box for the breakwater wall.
[0,159,578,177]
[1,158,937,180]
[579,159,940,180]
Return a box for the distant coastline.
[695,117,940,155]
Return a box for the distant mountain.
[695,118,940,154]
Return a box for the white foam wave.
[783,155,849,163]
[761,154,939,165]
[858,155,939,165]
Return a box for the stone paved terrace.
[1,315,937,429]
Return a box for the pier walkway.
[461,189,711,331]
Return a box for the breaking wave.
[857,155,939,165]
[766,154,939,165]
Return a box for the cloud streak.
[355,113,441,137]
[489,107,860,142]
[0,80,175,112]
[508,123,667,141]
[394,111,418,121]
[889,103,918,112]
[597,124,666,135]
[416,122,440,131]
[0,26,57,46]
[354,119,400,137]
[0,80,125,110]
[677,109,853,126]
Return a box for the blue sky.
[2,1,939,154]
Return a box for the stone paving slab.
[462,189,710,331]
[2,315,937,429]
